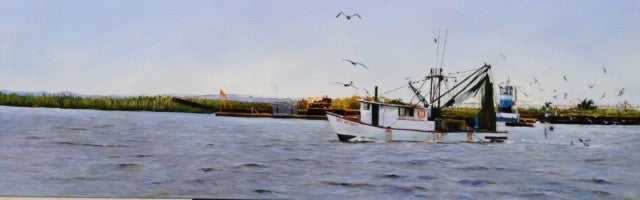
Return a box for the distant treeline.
[442,106,640,118]
[1,91,638,118]
[0,92,270,114]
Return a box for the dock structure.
[272,102,298,116]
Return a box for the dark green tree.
[576,99,597,110]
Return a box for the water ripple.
[51,126,88,131]
[1,106,638,199]
[235,163,267,168]
[54,141,130,148]
[321,180,376,188]
[456,179,496,186]
[575,178,613,184]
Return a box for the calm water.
[0,106,638,199]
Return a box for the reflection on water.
[0,106,638,199]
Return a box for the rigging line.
[435,73,487,107]
[409,89,417,104]
[432,66,486,103]
[487,68,498,105]
[447,66,483,76]
[435,69,488,106]
[444,78,451,100]
[409,78,428,105]
[447,68,489,102]
[408,77,430,105]
[381,77,428,96]
[439,29,449,69]
[435,28,441,69]
[380,85,409,96]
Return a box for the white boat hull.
[327,112,507,143]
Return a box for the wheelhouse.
[359,100,435,131]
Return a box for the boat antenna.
[435,28,441,69]
[439,29,448,68]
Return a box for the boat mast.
[407,29,448,117]
[428,68,445,108]
[430,29,447,117]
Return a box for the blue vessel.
[496,79,521,131]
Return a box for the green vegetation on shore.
[443,106,640,118]
[330,95,361,109]
[1,92,638,118]
[0,92,270,114]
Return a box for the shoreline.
[3,104,639,125]
[1,91,639,125]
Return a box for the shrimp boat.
[326,64,508,143]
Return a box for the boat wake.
[348,136,378,143]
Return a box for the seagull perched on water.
[617,88,625,97]
[336,12,361,20]
[343,59,368,69]
[588,84,595,89]
[578,138,591,147]
[333,81,358,89]
[500,54,507,62]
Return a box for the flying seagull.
[343,59,368,69]
[333,81,358,89]
[563,75,568,82]
[532,76,540,85]
[588,84,595,89]
[336,12,361,20]
[617,88,625,97]
[563,92,568,99]
[603,67,607,74]
[600,91,606,100]
[500,54,507,62]
[434,38,437,44]
[499,54,507,62]
[552,95,558,99]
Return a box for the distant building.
[272,103,298,116]
[309,95,332,109]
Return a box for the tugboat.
[326,64,508,143]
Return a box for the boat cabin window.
[398,107,414,117]
[500,86,513,95]
[362,103,370,110]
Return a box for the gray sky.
[1,0,638,106]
